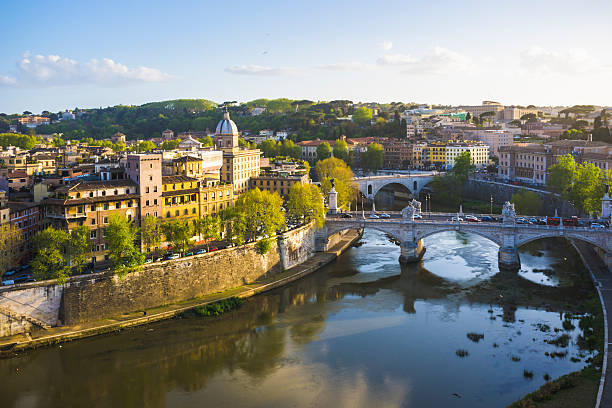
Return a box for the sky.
[1,0,611,113]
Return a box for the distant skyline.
[2,0,612,113]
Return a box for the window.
[192,208,196,214]
[104,217,108,224]
[184,209,188,215]
[154,186,157,192]
[76,192,81,198]
[91,219,96,225]
[90,230,97,239]
[114,190,118,195]
[149,175,152,181]
[102,191,106,196]
[166,211,170,218]
[116,202,121,209]
[104,203,109,210]
[146,200,150,206]
[146,186,150,193]
[89,192,94,197]
[175,210,179,216]
[154,199,157,205]
[90,205,95,211]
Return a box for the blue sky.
[1,0,611,113]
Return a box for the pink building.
[125,154,162,224]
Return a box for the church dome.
[215,110,239,135]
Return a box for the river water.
[0,230,596,408]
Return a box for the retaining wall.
[0,224,316,333]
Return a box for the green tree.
[332,138,349,163]
[32,227,71,283]
[547,154,577,195]
[141,216,162,252]
[259,140,279,158]
[286,183,325,228]
[196,215,221,251]
[453,151,473,183]
[219,208,246,247]
[160,140,180,150]
[68,225,90,275]
[316,142,332,160]
[136,140,157,152]
[511,189,541,215]
[316,157,357,209]
[352,107,372,126]
[520,113,537,122]
[106,214,144,275]
[361,143,384,173]
[235,188,285,243]
[569,162,604,216]
[162,220,194,255]
[199,136,214,147]
[280,139,301,159]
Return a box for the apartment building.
[161,175,200,223]
[198,179,234,216]
[498,144,551,184]
[445,142,489,168]
[44,180,140,263]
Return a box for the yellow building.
[426,143,446,165]
[161,175,200,223]
[199,179,234,216]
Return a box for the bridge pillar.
[399,239,426,264]
[498,247,521,272]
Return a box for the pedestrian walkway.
[0,229,362,357]
[573,241,612,408]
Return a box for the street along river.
[0,229,600,407]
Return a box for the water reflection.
[0,230,597,408]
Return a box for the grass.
[191,297,244,317]
[546,334,570,348]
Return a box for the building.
[111,133,126,144]
[125,154,162,223]
[297,139,337,161]
[412,142,427,167]
[498,144,551,184]
[502,106,538,121]
[462,130,514,157]
[198,179,235,216]
[8,201,41,262]
[162,129,174,140]
[426,142,446,166]
[445,142,489,169]
[161,175,200,223]
[18,116,50,128]
[382,140,412,169]
[215,110,261,194]
[458,101,505,119]
[250,158,310,197]
[43,180,139,263]
[178,136,203,150]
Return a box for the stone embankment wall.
[0,223,316,333]
[463,180,578,216]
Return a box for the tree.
[315,157,357,209]
[352,107,372,126]
[465,112,471,122]
[280,139,301,159]
[160,140,180,150]
[520,113,537,123]
[196,215,221,251]
[141,216,162,252]
[0,224,22,278]
[68,225,90,275]
[259,140,279,158]
[162,220,194,255]
[361,143,384,173]
[219,208,246,247]
[32,227,71,283]
[136,140,156,152]
[453,151,473,183]
[106,214,144,275]
[235,188,285,243]
[316,142,332,160]
[547,154,576,195]
[332,138,349,163]
[568,162,604,216]
[511,190,541,215]
[286,183,325,228]
[199,136,214,147]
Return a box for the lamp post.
[490,195,493,215]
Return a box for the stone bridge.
[319,202,612,271]
[354,172,438,200]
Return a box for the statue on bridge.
[402,199,422,220]
[502,201,516,224]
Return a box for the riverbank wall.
[0,227,362,356]
[464,179,578,216]
[0,223,316,335]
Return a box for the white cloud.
[314,62,375,71]
[0,53,170,87]
[520,46,608,75]
[377,46,472,75]
[224,65,298,76]
[380,41,393,51]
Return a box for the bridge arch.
[516,233,608,253]
[417,227,503,247]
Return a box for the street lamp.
[490,195,493,215]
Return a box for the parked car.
[185,252,194,257]
[3,270,16,277]
[195,249,207,255]
[528,218,539,224]
[369,214,380,219]
[466,215,481,222]
[413,213,423,219]
[481,216,493,222]
[144,258,153,264]
[451,217,463,222]
[516,217,528,224]
[2,280,14,286]
[165,253,180,260]
[591,223,605,229]
[380,213,391,219]
[340,213,353,218]
[209,246,219,252]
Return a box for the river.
[0,230,597,407]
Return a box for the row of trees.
[429,151,473,208]
[547,154,611,216]
[30,185,326,282]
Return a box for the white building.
[445,142,489,169]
